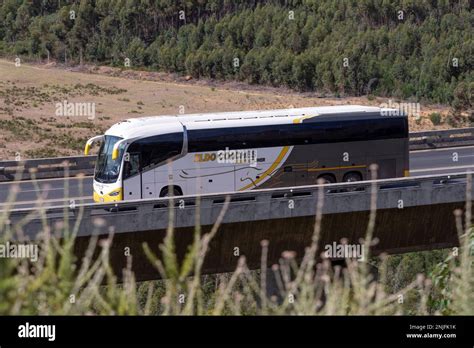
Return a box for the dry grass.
[0,58,456,160]
[0,170,471,315]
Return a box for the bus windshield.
[94,135,124,183]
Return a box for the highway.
[1,145,473,210]
[410,146,474,175]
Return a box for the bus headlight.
[108,190,121,197]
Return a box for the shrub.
[0,180,472,315]
[446,112,463,128]
[429,112,442,125]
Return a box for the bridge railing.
[1,127,474,182]
[6,172,471,218]
[5,172,471,278]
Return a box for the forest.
[0,0,472,109]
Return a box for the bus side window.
[140,133,184,169]
[124,153,140,179]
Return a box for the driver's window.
[123,153,140,179]
[125,132,184,172]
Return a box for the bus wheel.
[157,186,183,208]
[317,174,336,193]
[343,172,362,183]
[342,172,363,192]
[317,174,336,185]
[160,186,183,198]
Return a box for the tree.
[0,0,471,109]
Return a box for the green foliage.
[429,226,474,314]
[446,111,464,128]
[429,112,442,125]
[0,180,473,315]
[0,1,472,107]
[452,81,473,112]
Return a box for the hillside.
[0,58,457,160]
[0,0,472,110]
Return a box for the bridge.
[1,128,473,281]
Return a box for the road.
[1,146,473,210]
[409,146,474,176]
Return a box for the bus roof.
[105,105,402,139]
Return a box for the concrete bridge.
[4,172,472,281]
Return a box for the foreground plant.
[0,174,472,315]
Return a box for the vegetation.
[0,79,120,158]
[0,176,472,315]
[429,112,442,125]
[0,0,472,315]
[0,80,126,116]
[0,0,472,108]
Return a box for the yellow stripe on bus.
[307,164,367,172]
[293,115,316,124]
[239,146,290,191]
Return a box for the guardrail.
[1,128,473,182]
[0,155,96,181]
[409,127,474,150]
[5,172,472,239]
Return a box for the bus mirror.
[112,138,128,160]
[84,135,104,156]
[112,147,119,160]
[84,143,91,155]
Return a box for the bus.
[84,105,409,203]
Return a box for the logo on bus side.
[194,153,217,162]
[194,148,258,167]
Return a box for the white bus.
[84,105,409,203]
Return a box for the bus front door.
[123,152,142,200]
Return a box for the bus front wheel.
[160,186,183,198]
[317,174,336,185]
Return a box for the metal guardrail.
[7,171,470,214]
[0,155,96,181]
[409,127,474,150]
[1,128,473,182]
[5,172,472,240]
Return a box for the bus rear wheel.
[342,172,363,192]
[343,172,362,183]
